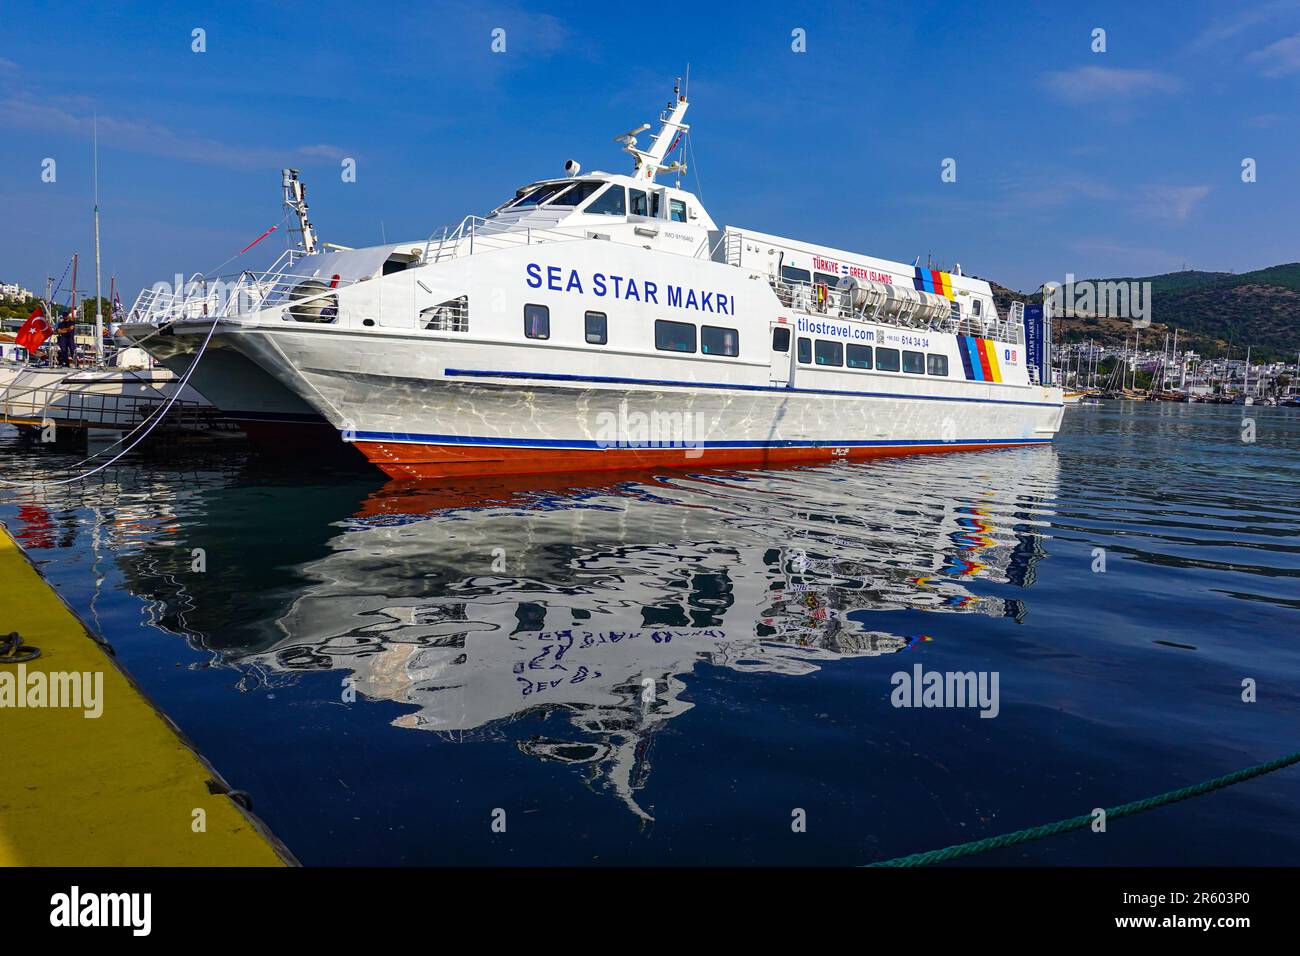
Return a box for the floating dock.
[0,521,291,866]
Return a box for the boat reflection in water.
[117,447,1047,821]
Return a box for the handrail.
[765,273,1025,344]
[422,215,582,264]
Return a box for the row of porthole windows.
[781,332,949,377]
[523,305,739,357]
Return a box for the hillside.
[986,264,1300,359]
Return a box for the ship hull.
[121,321,339,451]
[142,315,1064,479]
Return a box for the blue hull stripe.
[354,432,1053,450]
[964,338,986,382]
[441,368,1062,409]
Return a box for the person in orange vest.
[55,310,77,367]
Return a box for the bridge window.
[902,350,925,374]
[629,189,649,217]
[847,344,872,369]
[876,347,900,372]
[512,182,571,208]
[669,198,687,222]
[797,337,811,364]
[927,354,949,376]
[702,325,739,357]
[781,266,811,285]
[585,185,626,216]
[972,299,982,317]
[772,326,790,352]
[655,319,696,353]
[524,303,550,340]
[547,180,603,207]
[814,340,843,367]
[585,311,607,344]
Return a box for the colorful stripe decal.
[956,338,975,379]
[975,339,994,381]
[963,337,985,381]
[984,342,1003,383]
[954,338,1005,382]
[915,267,956,300]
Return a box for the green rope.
[868,749,1300,867]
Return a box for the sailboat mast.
[93,115,104,363]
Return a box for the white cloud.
[1246,112,1286,128]
[1247,30,1300,75]
[1042,67,1181,104]
[1138,185,1211,222]
[1190,1,1300,51]
[0,94,351,171]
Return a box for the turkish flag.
[15,305,51,351]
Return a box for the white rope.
[0,312,223,487]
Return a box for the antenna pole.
[93,113,104,363]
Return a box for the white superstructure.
[125,87,1063,477]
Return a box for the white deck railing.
[126,250,359,325]
[423,216,582,264]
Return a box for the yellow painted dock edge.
[0,521,293,866]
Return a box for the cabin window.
[772,327,790,352]
[655,319,696,353]
[797,337,812,364]
[971,299,982,317]
[629,189,649,216]
[650,192,662,218]
[512,182,571,208]
[781,266,812,285]
[813,272,837,289]
[814,340,843,367]
[702,325,739,357]
[950,301,961,321]
[586,185,626,216]
[847,344,873,369]
[927,354,949,376]
[876,347,901,372]
[902,350,925,374]
[585,311,608,345]
[669,198,687,222]
[547,180,603,207]
[524,303,550,340]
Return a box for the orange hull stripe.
[353,439,1045,480]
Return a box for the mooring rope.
[867,749,1300,866]
[0,310,224,487]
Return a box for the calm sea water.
[2,402,1297,865]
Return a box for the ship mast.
[618,83,690,184]
[282,168,318,255]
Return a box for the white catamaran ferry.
[125,86,1063,478]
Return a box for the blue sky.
[2,0,1298,301]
